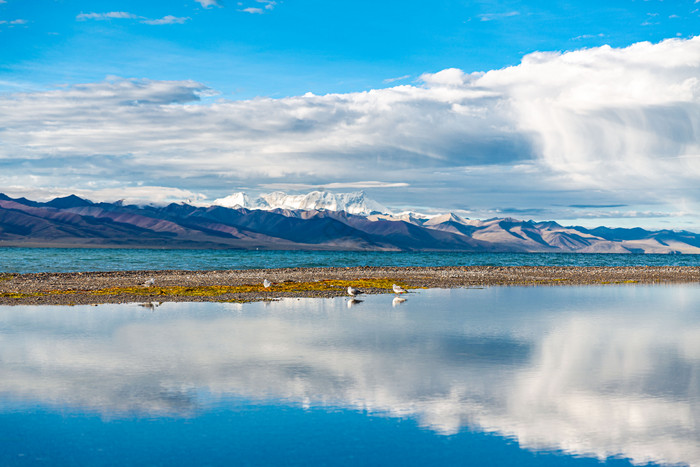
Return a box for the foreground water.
[1,247,699,273]
[1,286,698,465]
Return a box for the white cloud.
[0,18,28,26]
[142,15,190,25]
[77,12,189,25]
[195,0,220,8]
[2,37,700,227]
[241,7,264,14]
[257,0,276,10]
[76,11,140,21]
[479,11,519,21]
[261,181,410,190]
[383,75,411,84]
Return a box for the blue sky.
[2,0,700,230]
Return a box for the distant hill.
[0,193,699,253]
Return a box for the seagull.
[347,286,363,297]
[263,279,272,288]
[392,284,407,294]
[143,278,155,287]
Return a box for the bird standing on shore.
[263,279,271,288]
[143,278,155,287]
[392,284,407,294]
[347,286,363,297]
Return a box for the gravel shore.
[1,266,699,306]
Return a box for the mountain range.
[1,192,699,253]
[212,190,391,215]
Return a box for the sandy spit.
[1,266,698,306]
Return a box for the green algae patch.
[0,291,40,299]
[89,278,417,298]
[92,285,255,297]
[0,278,419,304]
[0,274,15,282]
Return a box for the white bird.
[143,278,155,287]
[263,279,272,288]
[392,284,407,294]
[347,286,363,297]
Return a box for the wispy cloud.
[142,15,190,25]
[0,19,28,26]
[77,11,189,26]
[479,11,519,22]
[383,75,411,84]
[76,12,140,21]
[572,33,605,40]
[257,0,276,9]
[239,0,276,14]
[262,181,410,190]
[195,0,220,8]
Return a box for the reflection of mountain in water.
[0,287,699,466]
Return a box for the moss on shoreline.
[0,266,697,306]
[2,278,415,303]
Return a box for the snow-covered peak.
[213,192,259,209]
[423,213,470,226]
[213,190,391,215]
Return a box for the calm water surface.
[1,247,699,273]
[1,286,699,466]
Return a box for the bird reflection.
[392,296,407,307]
[138,302,162,310]
[347,298,363,308]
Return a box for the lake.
[1,247,699,273]
[1,285,698,465]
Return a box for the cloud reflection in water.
[0,286,698,466]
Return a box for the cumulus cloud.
[1,37,700,225]
[241,7,263,14]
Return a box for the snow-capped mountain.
[213,191,391,215]
[2,192,700,253]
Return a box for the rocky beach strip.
[0,266,698,306]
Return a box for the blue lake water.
[1,286,699,465]
[1,247,699,273]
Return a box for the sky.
[1,0,700,230]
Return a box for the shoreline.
[1,266,699,306]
